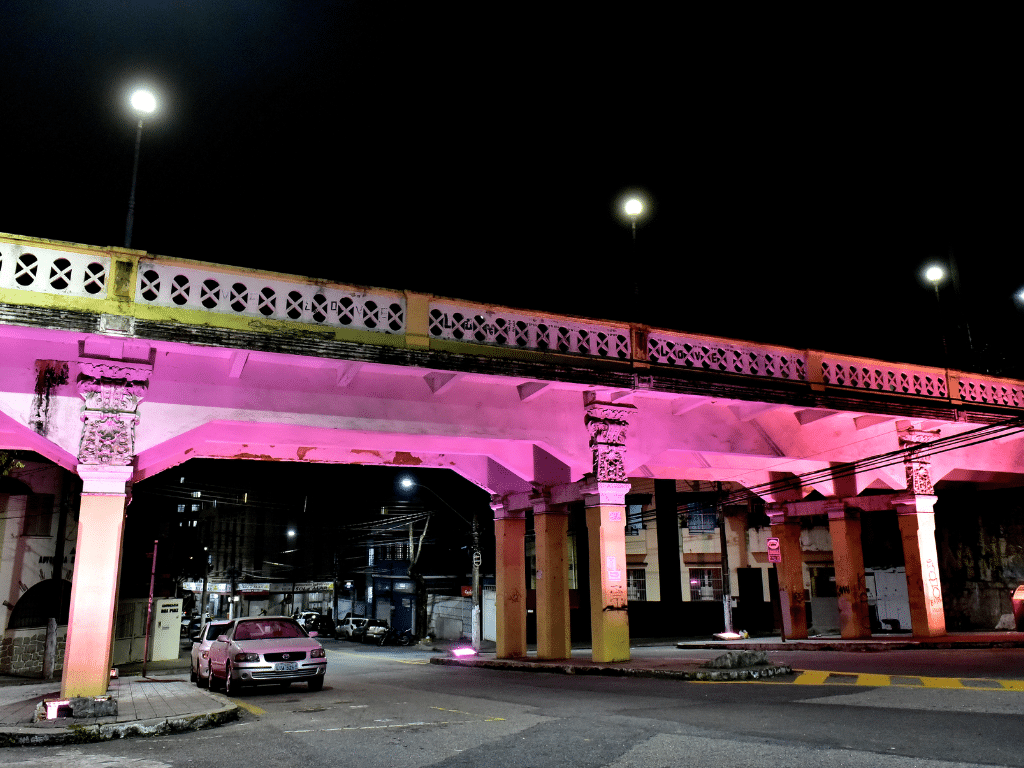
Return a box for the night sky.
[2,5,1020,371]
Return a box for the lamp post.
[624,198,643,241]
[124,88,157,248]
[400,476,481,649]
[924,264,950,367]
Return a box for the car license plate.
[275,662,298,671]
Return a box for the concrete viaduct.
[2,232,1023,697]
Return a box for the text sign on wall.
[767,537,782,563]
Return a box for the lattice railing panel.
[821,358,948,398]
[647,332,807,381]
[428,302,631,359]
[959,377,1024,407]
[135,261,405,333]
[0,243,109,298]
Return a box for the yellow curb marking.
[793,670,829,685]
[707,669,1024,691]
[231,699,267,715]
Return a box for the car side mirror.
[309,631,318,637]
[216,635,229,643]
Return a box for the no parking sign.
[767,537,782,563]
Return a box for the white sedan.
[208,616,327,695]
[190,620,232,688]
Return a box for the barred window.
[686,506,718,533]
[627,568,647,601]
[689,567,723,601]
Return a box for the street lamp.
[124,87,157,248]
[625,197,643,241]
[400,476,481,649]
[924,263,950,367]
[925,264,945,300]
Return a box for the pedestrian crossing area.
[784,669,1024,690]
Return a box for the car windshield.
[233,619,305,641]
[206,622,231,640]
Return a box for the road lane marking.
[431,705,505,721]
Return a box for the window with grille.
[625,504,644,536]
[686,505,718,533]
[688,567,723,601]
[627,568,647,601]
[22,495,54,537]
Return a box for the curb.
[0,700,238,747]
[429,656,793,682]
[678,640,1024,652]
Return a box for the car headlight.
[234,652,260,662]
[310,648,326,658]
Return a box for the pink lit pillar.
[533,495,571,660]
[492,498,527,659]
[62,465,133,698]
[826,501,871,639]
[894,493,946,637]
[583,479,630,663]
[768,505,808,640]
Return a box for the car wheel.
[224,663,241,697]
[190,663,197,683]
[198,663,210,689]
[308,676,323,692]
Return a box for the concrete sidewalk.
[0,655,235,747]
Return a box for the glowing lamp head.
[130,88,157,115]
[925,265,945,284]
[400,478,415,490]
[625,198,643,217]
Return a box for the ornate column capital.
[583,398,635,483]
[892,492,938,515]
[766,502,787,526]
[580,474,630,507]
[824,499,852,521]
[76,358,152,468]
[77,464,134,495]
[490,494,527,521]
[897,422,941,495]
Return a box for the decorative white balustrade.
[428,301,631,359]
[5,235,1024,410]
[958,377,1024,408]
[0,242,109,298]
[134,260,405,334]
[821,357,948,398]
[647,331,807,381]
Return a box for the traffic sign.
[766,536,782,563]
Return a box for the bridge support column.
[492,498,527,659]
[583,478,630,662]
[533,495,571,660]
[61,465,133,698]
[768,505,807,640]
[826,502,871,639]
[894,494,946,637]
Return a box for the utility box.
[1012,585,1024,631]
[112,598,183,664]
[150,599,183,661]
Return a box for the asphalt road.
[2,640,1023,767]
